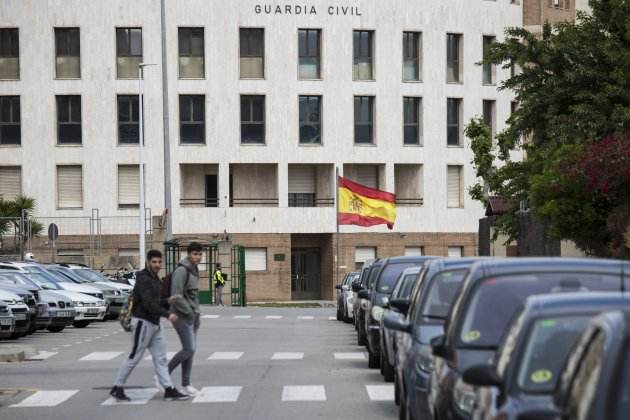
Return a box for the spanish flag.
[338,176,397,230]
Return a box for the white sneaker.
[154,375,165,392]
[183,385,199,396]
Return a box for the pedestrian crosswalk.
[79,351,124,361]
[7,385,393,408]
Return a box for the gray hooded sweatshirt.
[170,257,200,322]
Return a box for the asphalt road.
[0,306,397,420]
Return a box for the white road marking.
[281,385,326,402]
[51,347,59,351]
[328,317,336,321]
[233,315,251,319]
[334,352,367,360]
[62,344,71,347]
[29,351,58,361]
[297,316,314,320]
[80,351,123,361]
[265,315,283,319]
[102,388,158,406]
[10,390,78,408]
[208,352,243,360]
[192,386,242,403]
[202,315,220,319]
[143,351,176,361]
[272,352,304,360]
[366,385,395,401]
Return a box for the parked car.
[464,292,630,420]
[0,280,39,334]
[428,258,630,420]
[0,301,15,339]
[0,289,31,338]
[336,271,359,322]
[353,259,382,345]
[386,257,483,419]
[0,271,75,333]
[364,256,433,368]
[58,263,133,295]
[380,266,423,382]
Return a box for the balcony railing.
[230,197,279,207]
[180,198,220,208]
[288,194,335,208]
[396,197,424,207]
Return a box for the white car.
[0,289,31,338]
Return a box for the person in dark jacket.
[110,249,190,402]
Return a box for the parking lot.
[0,307,397,420]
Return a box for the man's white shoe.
[154,375,165,392]
[183,385,199,396]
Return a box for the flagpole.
[335,167,340,286]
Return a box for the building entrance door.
[291,248,321,300]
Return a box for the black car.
[363,256,433,368]
[386,257,483,420]
[428,258,630,420]
[380,266,423,382]
[464,292,630,420]
[352,260,375,331]
[354,259,383,346]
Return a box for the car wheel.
[337,307,343,321]
[47,326,65,333]
[368,350,380,369]
[380,351,385,375]
[394,372,401,405]
[399,392,408,420]
[358,332,367,346]
[73,321,89,328]
[382,352,395,382]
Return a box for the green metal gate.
[231,245,246,306]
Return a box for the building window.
[549,0,570,9]
[353,30,374,80]
[403,97,422,145]
[354,96,374,144]
[118,165,140,208]
[447,165,464,208]
[57,165,83,209]
[447,33,462,83]
[403,31,422,81]
[447,98,462,146]
[0,166,21,200]
[482,36,496,85]
[179,95,205,144]
[288,165,316,207]
[0,28,19,80]
[117,95,139,144]
[116,28,142,79]
[298,29,321,79]
[244,248,267,271]
[240,28,264,79]
[240,95,265,144]
[178,27,204,79]
[54,28,80,79]
[483,99,496,138]
[404,246,424,256]
[299,95,321,144]
[448,246,464,257]
[0,96,20,145]
[355,246,376,270]
[56,95,81,145]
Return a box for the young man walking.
[213,265,226,306]
[110,250,189,402]
[168,242,202,395]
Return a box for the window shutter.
[448,246,463,258]
[245,248,267,271]
[118,165,140,206]
[404,247,423,257]
[0,166,21,200]
[356,166,378,188]
[355,247,376,263]
[447,166,462,207]
[288,166,316,194]
[57,166,82,208]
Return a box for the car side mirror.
[389,298,410,315]
[430,335,449,359]
[462,364,502,387]
[342,285,350,291]
[384,311,412,333]
[517,408,561,420]
[357,289,370,300]
[352,282,362,292]
[335,285,342,290]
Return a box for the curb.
[0,345,38,363]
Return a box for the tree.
[467,0,630,257]
[0,196,44,251]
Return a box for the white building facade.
[0,0,522,300]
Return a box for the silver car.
[0,301,15,339]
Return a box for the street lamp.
[138,63,156,269]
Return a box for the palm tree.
[0,195,43,252]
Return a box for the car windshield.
[376,262,420,294]
[517,316,590,393]
[459,273,620,348]
[367,264,382,289]
[49,268,86,283]
[0,272,39,289]
[72,269,104,283]
[421,269,468,319]
[395,273,419,299]
[24,273,62,290]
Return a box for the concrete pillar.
[278,162,288,208]
[219,163,230,208]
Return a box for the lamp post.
[138,63,156,268]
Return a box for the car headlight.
[371,306,385,322]
[98,300,106,306]
[347,296,353,305]
[73,301,84,307]
[360,299,369,310]
[454,378,477,415]
[2,299,16,305]
[416,351,434,373]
